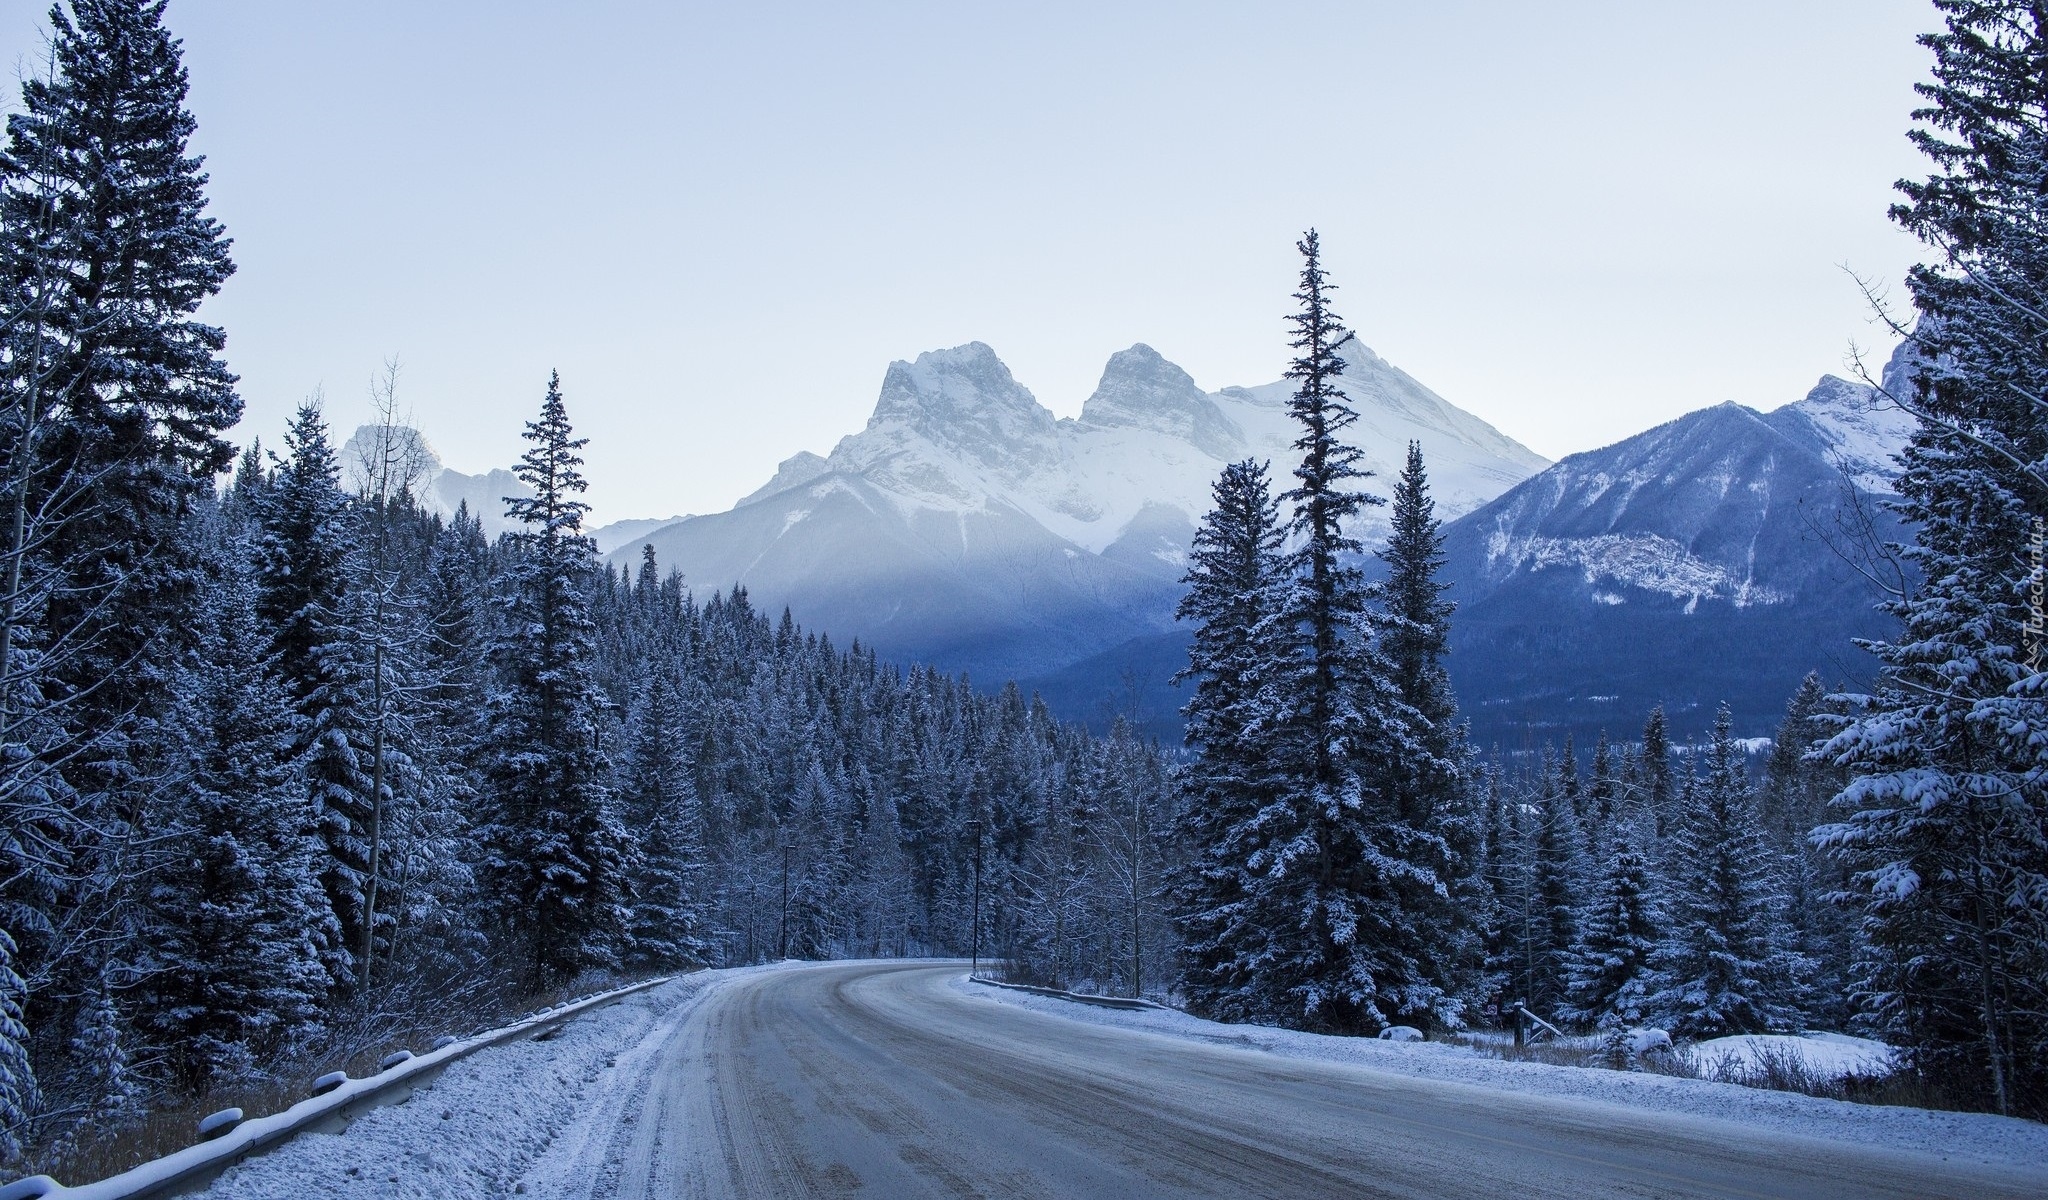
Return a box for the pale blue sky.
[4,1,1932,522]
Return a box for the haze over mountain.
[614,340,1549,686]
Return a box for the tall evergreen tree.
[255,402,376,989]
[1274,229,1376,794]
[1,0,239,1102]
[1235,231,1449,1032]
[1526,760,1584,1017]
[2,0,239,791]
[1638,706,1674,837]
[1818,0,2048,1117]
[1374,440,1475,1008]
[479,373,627,988]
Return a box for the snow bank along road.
[202,960,2048,1200]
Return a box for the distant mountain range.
[1027,348,1915,746]
[409,334,1913,749]
[615,340,1548,689]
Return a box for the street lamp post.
[968,818,984,979]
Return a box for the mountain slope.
[621,341,1547,684]
[1440,369,1913,745]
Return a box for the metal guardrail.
[970,975,1167,1012]
[2,975,675,1200]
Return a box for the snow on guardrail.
[970,975,1166,1011]
[0,976,673,1200]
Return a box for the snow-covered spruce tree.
[255,402,377,990]
[1635,705,1674,838]
[3,0,239,823]
[0,927,36,1173]
[1236,231,1452,1033]
[1473,764,1517,1013]
[143,521,334,1092]
[1,0,238,1094]
[1561,837,1660,1034]
[1373,440,1478,1007]
[365,501,491,992]
[1525,757,1585,1019]
[1814,0,2048,1118]
[479,373,628,990]
[1171,458,1286,1017]
[621,666,711,972]
[1651,706,1806,1039]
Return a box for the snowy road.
[512,960,2043,1200]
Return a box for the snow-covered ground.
[184,965,778,1200]
[1687,1032,1897,1081]
[955,977,2048,1173]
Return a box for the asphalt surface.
[541,960,2045,1199]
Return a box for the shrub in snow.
[1378,1026,1425,1042]
[378,1050,414,1071]
[311,1070,348,1096]
[198,1107,243,1139]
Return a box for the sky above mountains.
[2,0,1930,523]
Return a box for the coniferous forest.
[5,0,2048,1181]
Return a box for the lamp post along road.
[968,818,984,978]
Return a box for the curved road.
[532,961,2043,1199]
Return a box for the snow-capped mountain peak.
[738,450,832,508]
[620,337,1545,687]
[1076,344,1243,460]
[864,342,1060,478]
[1775,374,1916,494]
